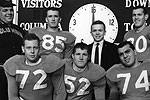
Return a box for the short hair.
[91,20,106,31]
[117,41,135,51]
[132,6,148,15]
[22,33,40,46]
[72,41,90,55]
[46,7,61,17]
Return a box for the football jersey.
[29,27,76,59]
[106,62,150,100]
[4,54,66,100]
[124,26,150,61]
[64,60,106,100]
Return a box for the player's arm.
[107,78,119,100]
[52,66,66,100]
[5,71,20,100]
[93,75,106,100]
[64,40,75,58]
[123,32,127,41]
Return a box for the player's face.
[22,40,40,63]
[45,10,61,28]
[0,6,14,23]
[118,44,136,68]
[72,48,89,69]
[91,24,105,42]
[132,8,148,28]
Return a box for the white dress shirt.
[91,40,104,65]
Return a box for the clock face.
[69,3,118,44]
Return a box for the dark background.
[17,0,150,43]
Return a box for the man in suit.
[88,20,119,71]
[88,20,119,99]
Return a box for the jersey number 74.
[117,70,150,94]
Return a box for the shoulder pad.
[4,55,22,76]
[44,54,65,73]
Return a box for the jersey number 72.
[16,69,47,90]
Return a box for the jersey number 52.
[64,75,91,96]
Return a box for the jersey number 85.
[42,34,67,52]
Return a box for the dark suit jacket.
[89,40,120,99]
[88,40,120,71]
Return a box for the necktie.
[94,43,99,64]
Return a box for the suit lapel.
[101,41,108,65]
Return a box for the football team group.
[0,0,150,100]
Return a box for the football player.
[106,41,150,100]
[124,6,150,61]
[64,41,106,100]
[4,33,66,100]
[29,7,76,59]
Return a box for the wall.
[13,0,150,44]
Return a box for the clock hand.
[91,4,96,23]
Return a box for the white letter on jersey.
[135,70,150,91]
[16,69,47,90]
[64,75,91,95]
[16,70,29,89]
[117,73,131,94]
[64,75,76,93]
[127,35,147,53]
[77,78,91,95]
